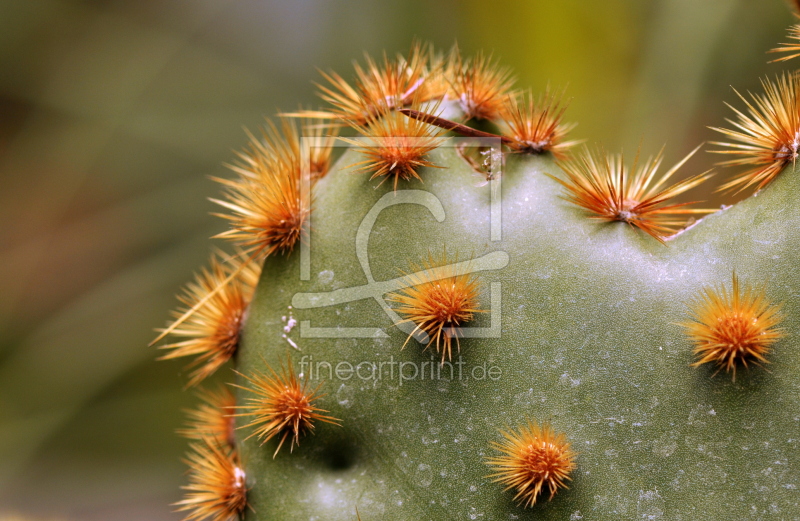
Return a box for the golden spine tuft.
[175,439,248,521]
[212,118,329,258]
[157,251,260,387]
[387,252,484,363]
[710,74,800,193]
[552,145,714,243]
[342,104,446,190]
[178,386,237,447]
[681,272,785,380]
[486,421,576,508]
[310,41,442,126]
[450,48,516,121]
[235,357,341,458]
[499,89,581,159]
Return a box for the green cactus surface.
[234,147,799,520]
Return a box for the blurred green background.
[0,0,794,519]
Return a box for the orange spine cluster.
[711,74,800,193]
[388,253,484,363]
[174,439,248,521]
[552,146,714,243]
[212,118,335,258]
[486,421,577,507]
[178,386,237,447]
[157,251,261,387]
[450,49,516,121]
[500,89,580,159]
[342,104,446,190]
[681,273,785,380]
[311,41,443,125]
[235,357,341,458]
